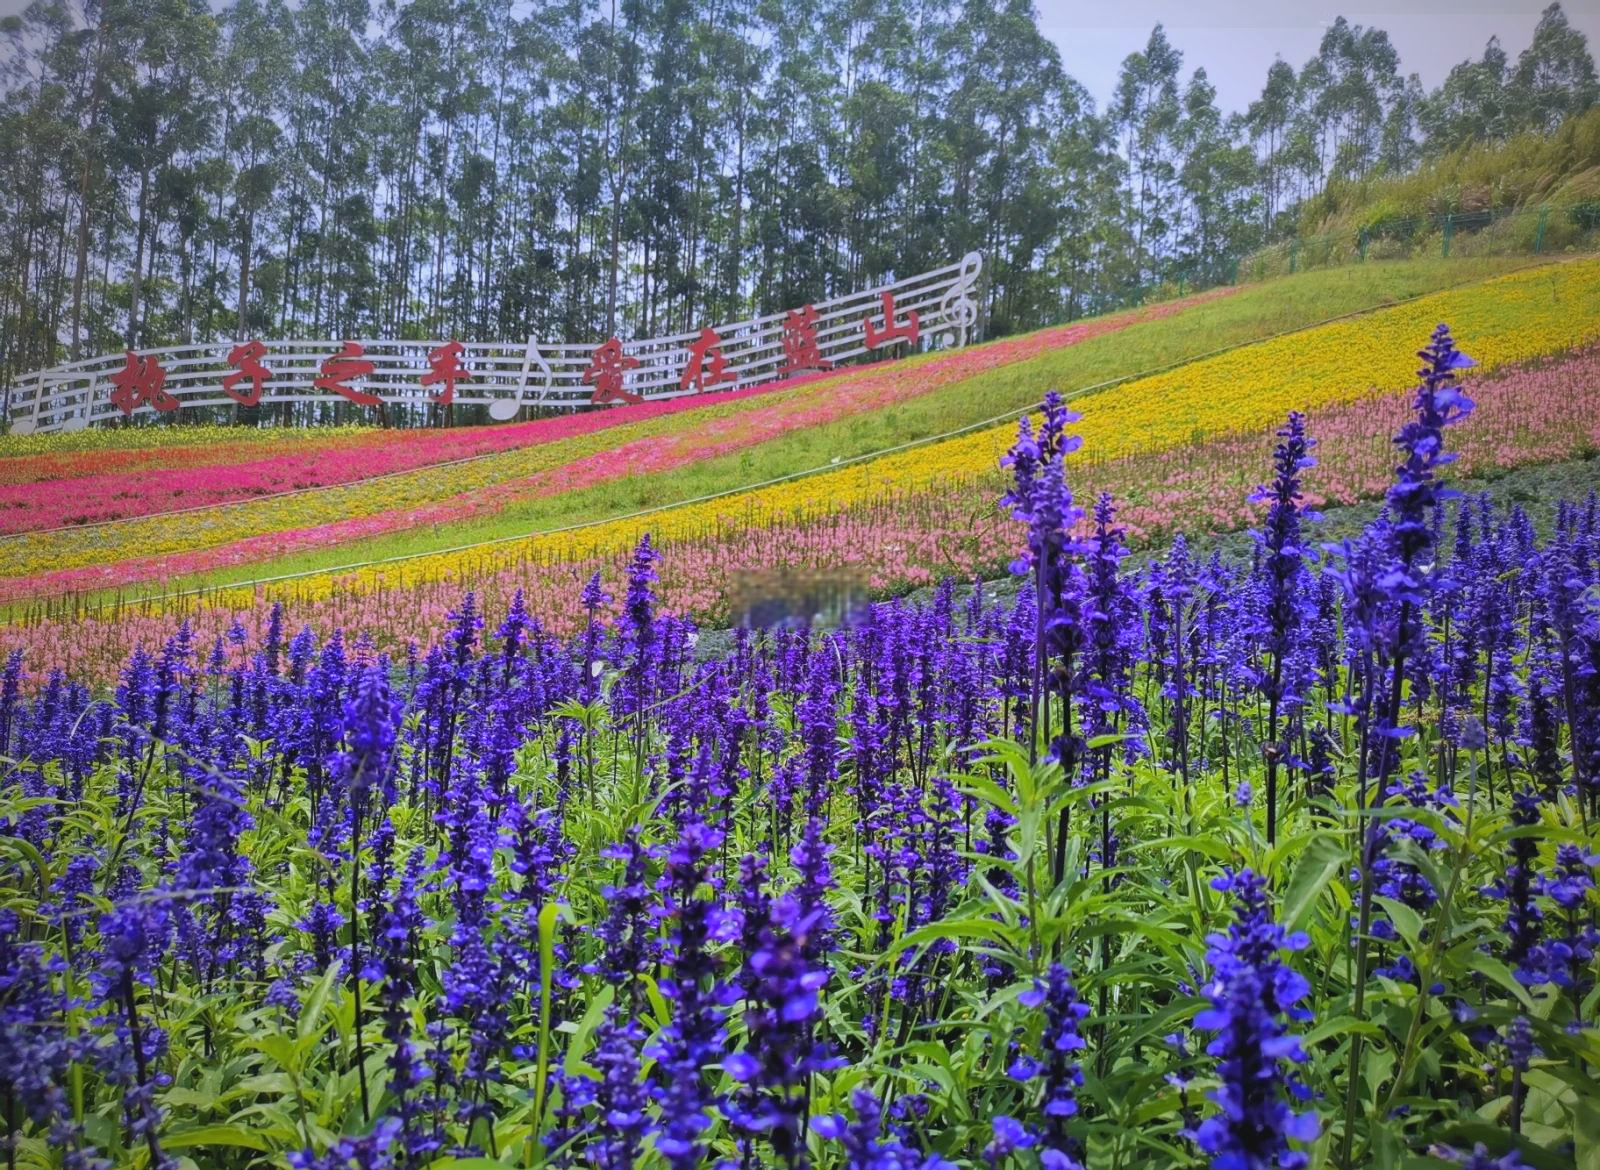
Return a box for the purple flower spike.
[1191,869,1318,1170]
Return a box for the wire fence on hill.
[1235,203,1600,285]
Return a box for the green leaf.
[902,1061,955,1095]
[162,1124,270,1153]
[1579,1095,1600,1170]
[562,983,615,1075]
[530,900,560,1139]
[641,976,671,1031]
[1301,1016,1385,1047]
[1368,1114,1405,1167]
[298,961,340,1047]
[162,1087,227,1109]
[886,915,1010,959]
[0,833,49,897]
[1137,835,1235,862]
[217,1072,296,1104]
[956,772,1016,817]
[246,1031,298,1072]
[1373,895,1425,951]
[1279,833,1347,932]
[1463,951,1538,1011]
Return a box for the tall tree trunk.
[127,163,152,349]
[236,214,254,336]
[69,18,109,362]
[729,80,745,318]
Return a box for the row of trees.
[0,0,1596,391]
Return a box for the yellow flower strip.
[5,293,1192,578]
[0,421,377,461]
[210,256,1600,610]
[2,379,868,579]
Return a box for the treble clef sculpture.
[936,252,983,348]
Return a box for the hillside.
[4,251,1598,683]
[1298,107,1600,237]
[0,256,1536,604]
[1241,108,1600,280]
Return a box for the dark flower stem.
[121,970,167,1170]
[351,815,370,1123]
[1266,658,1282,846]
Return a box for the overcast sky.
[1,0,1596,121]
[1036,0,1600,115]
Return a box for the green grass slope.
[83,253,1541,601]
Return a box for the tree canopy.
[0,0,1594,388]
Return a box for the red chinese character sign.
[109,351,178,416]
[316,342,381,405]
[2,254,984,434]
[779,305,832,376]
[863,291,919,350]
[422,340,471,406]
[583,338,642,405]
[222,341,273,407]
[680,326,734,394]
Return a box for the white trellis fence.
[3,253,983,435]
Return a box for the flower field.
[2,258,1598,674]
[0,256,1534,598]
[165,265,1600,572]
[10,332,1598,681]
[0,259,1580,608]
[0,288,1224,541]
[0,371,836,533]
[4,323,1599,1170]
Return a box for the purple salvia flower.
[288,1117,404,1170]
[982,1114,1036,1170]
[791,817,836,964]
[592,831,656,998]
[333,660,401,826]
[0,911,106,1170]
[1481,790,1546,986]
[1009,963,1090,1168]
[1532,844,1599,1018]
[580,571,613,705]
[496,587,532,681]
[798,646,839,817]
[0,649,23,757]
[1369,324,1476,775]
[814,1087,952,1170]
[1192,869,1319,1170]
[1250,413,1318,844]
[587,1008,651,1170]
[94,897,176,1170]
[727,854,839,1169]
[645,818,732,1170]
[620,535,660,724]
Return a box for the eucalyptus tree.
[218,0,290,339]
[1244,58,1298,232]
[1112,23,1181,285]
[1175,68,1260,285]
[1512,1,1598,133]
[1420,37,1513,155]
[1302,17,1401,183]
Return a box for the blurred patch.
[726,566,873,630]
